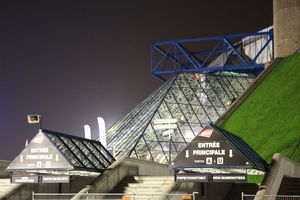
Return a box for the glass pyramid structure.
[106,72,255,164]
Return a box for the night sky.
[0,0,272,160]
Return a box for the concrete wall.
[0,160,11,178]
[274,0,300,57]
[255,153,300,200]
[88,157,173,193]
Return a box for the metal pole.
[169,136,172,165]
[32,191,34,200]
[39,116,43,129]
[241,192,244,200]
[193,192,199,200]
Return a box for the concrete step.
[133,176,174,181]
[110,176,175,199]
[127,182,172,186]
[124,189,167,194]
[278,177,300,195]
[0,178,21,199]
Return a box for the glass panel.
[92,142,115,164]
[106,72,255,165]
[84,141,110,167]
[59,136,93,168]
[47,134,83,168]
[72,139,103,170]
[134,138,151,161]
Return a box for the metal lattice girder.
[151,28,273,81]
[106,72,255,164]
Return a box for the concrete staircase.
[278,177,300,195]
[111,176,175,200]
[0,178,20,199]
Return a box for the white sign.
[153,118,178,124]
[153,124,177,130]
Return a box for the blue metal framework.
[151,29,273,81]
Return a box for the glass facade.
[44,129,115,172]
[106,72,255,164]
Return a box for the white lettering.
[26,154,53,160]
[193,149,225,156]
[30,148,49,153]
[198,142,220,148]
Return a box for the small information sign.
[175,173,247,183]
[11,175,70,183]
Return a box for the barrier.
[33,192,198,200]
[242,193,300,200]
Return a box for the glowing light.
[97,117,107,148]
[84,125,91,139]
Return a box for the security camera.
[27,115,42,124]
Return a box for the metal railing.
[242,193,300,200]
[33,192,198,200]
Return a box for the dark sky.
[0,0,272,160]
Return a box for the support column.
[274,0,300,58]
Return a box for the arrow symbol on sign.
[185,150,189,158]
[229,149,233,158]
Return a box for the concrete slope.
[216,53,300,197]
[219,53,300,163]
[215,58,281,126]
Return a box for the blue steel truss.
[151,29,273,81]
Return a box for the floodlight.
[27,115,42,124]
